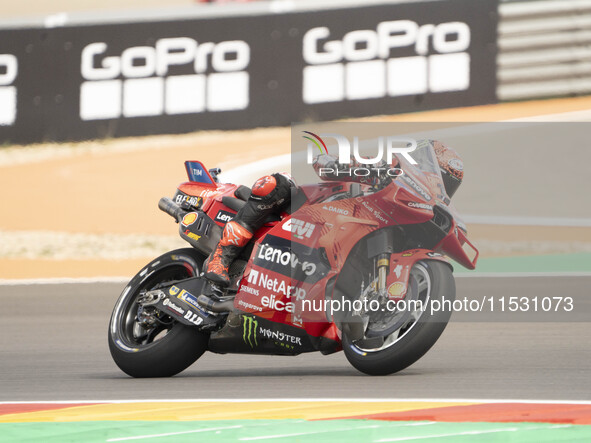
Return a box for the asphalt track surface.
[1,276,590,402]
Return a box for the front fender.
[384,249,452,300]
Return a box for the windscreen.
[396,139,447,203]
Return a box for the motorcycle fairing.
[177,182,239,213]
[231,215,341,344]
[184,160,217,186]
[207,201,238,227]
[436,224,478,270]
[229,183,453,343]
[207,313,324,355]
[251,233,330,285]
[167,155,479,353]
[384,249,452,300]
[234,236,329,325]
[177,210,222,256]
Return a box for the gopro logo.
[0,54,17,126]
[302,20,471,104]
[79,37,251,120]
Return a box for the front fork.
[376,253,390,293]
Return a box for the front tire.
[108,248,209,378]
[343,260,455,376]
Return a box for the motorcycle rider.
[203,172,296,287]
[203,140,463,288]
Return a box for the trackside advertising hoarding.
[0,0,498,144]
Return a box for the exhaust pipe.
[158,197,184,221]
[197,294,235,313]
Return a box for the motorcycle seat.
[234,185,251,201]
[222,196,247,212]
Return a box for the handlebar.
[158,197,184,222]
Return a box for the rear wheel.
[343,260,455,375]
[108,248,209,377]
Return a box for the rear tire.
[108,248,209,378]
[343,260,455,376]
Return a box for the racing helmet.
[432,140,464,198]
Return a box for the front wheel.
[343,260,455,376]
[108,248,209,377]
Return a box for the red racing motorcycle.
[108,143,478,376]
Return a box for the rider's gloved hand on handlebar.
[313,154,338,171]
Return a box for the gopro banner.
[0,0,498,144]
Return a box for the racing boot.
[203,221,253,287]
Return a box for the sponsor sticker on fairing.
[177,289,210,317]
[247,269,307,300]
[407,201,433,210]
[388,282,406,299]
[163,298,185,315]
[401,175,432,201]
[242,316,258,347]
[183,229,201,242]
[322,205,349,216]
[257,244,317,276]
[181,212,198,226]
[282,218,316,239]
[183,310,204,325]
[259,327,302,346]
[215,210,235,224]
[175,193,202,208]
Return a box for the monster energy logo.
[242,316,258,348]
